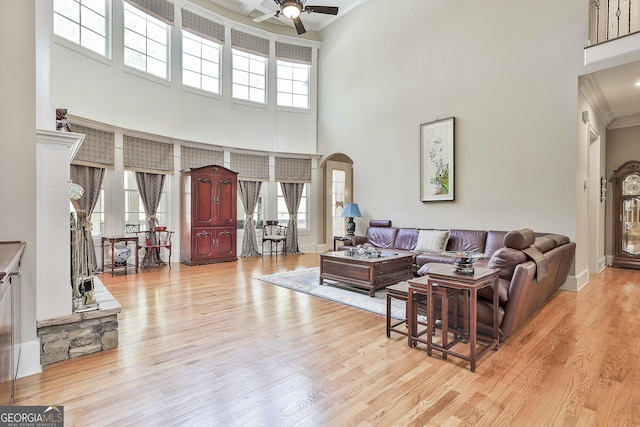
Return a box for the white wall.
[317,1,586,243]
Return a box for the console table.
[408,266,500,372]
[101,236,139,276]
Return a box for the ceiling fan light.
[282,3,302,19]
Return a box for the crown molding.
[608,113,640,129]
[579,74,614,126]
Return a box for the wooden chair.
[262,220,287,256]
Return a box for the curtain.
[70,165,105,272]
[238,180,262,257]
[135,172,166,264]
[280,182,304,254]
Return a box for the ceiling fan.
[253,0,339,35]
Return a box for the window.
[277,60,309,109]
[182,30,221,94]
[124,2,169,79]
[124,171,168,231]
[277,184,307,229]
[232,49,266,103]
[53,0,108,57]
[237,189,265,230]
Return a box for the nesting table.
[408,266,500,372]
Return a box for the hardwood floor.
[15,255,640,426]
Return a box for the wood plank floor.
[15,254,640,426]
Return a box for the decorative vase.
[109,245,131,265]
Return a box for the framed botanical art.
[420,117,455,201]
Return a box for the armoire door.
[192,229,214,260]
[215,175,236,226]
[193,172,214,227]
[215,228,236,258]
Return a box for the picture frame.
[420,117,455,202]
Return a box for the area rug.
[255,267,407,319]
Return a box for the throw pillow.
[415,229,450,253]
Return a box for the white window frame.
[124,170,169,232]
[182,30,221,95]
[276,59,310,109]
[232,48,267,104]
[123,2,170,80]
[53,0,110,58]
[277,183,308,230]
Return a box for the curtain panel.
[238,180,262,257]
[280,182,304,254]
[70,165,106,271]
[181,146,224,170]
[124,135,174,173]
[230,152,269,181]
[70,124,115,167]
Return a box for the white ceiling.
[590,60,640,123]
[205,0,366,33]
[207,0,640,126]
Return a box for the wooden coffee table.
[319,251,413,297]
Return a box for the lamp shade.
[342,203,361,218]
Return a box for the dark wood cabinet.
[181,165,238,265]
[612,161,640,269]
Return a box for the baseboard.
[17,339,42,378]
[560,268,589,292]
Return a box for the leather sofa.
[339,220,576,340]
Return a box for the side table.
[101,236,139,276]
[333,236,350,251]
[408,266,500,372]
[387,281,429,340]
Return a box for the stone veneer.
[37,278,121,365]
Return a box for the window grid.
[124,171,168,231]
[182,30,221,94]
[124,2,169,80]
[232,49,267,104]
[277,184,307,229]
[277,60,310,109]
[53,0,108,57]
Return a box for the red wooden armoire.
[180,165,238,265]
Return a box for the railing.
[589,0,640,44]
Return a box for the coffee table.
[319,251,413,297]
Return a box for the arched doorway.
[320,154,353,248]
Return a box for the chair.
[262,220,287,256]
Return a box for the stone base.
[37,277,121,366]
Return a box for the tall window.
[277,184,307,229]
[53,0,108,57]
[237,189,264,230]
[232,49,266,103]
[124,171,168,231]
[277,60,309,109]
[124,2,169,79]
[182,30,221,94]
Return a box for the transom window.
[277,60,309,109]
[277,184,307,229]
[232,49,267,104]
[53,0,108,57]
[123,2,169,79]
[182,30,221,94]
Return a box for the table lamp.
[342,203,362,236]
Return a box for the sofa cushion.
[395,228,419,251]
[416,262,451,276]
[478,277,510,305]
[446,229,487,253]
[415,229,450,253]
[366,227,398,249]
[503,228,535,250]
[488,247,527,280]
[485,230,507,257]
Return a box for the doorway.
[323,156,353,247]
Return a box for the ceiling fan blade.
[304,5,339,15]
[292,16,306,35]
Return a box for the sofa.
[339,220,576,340]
